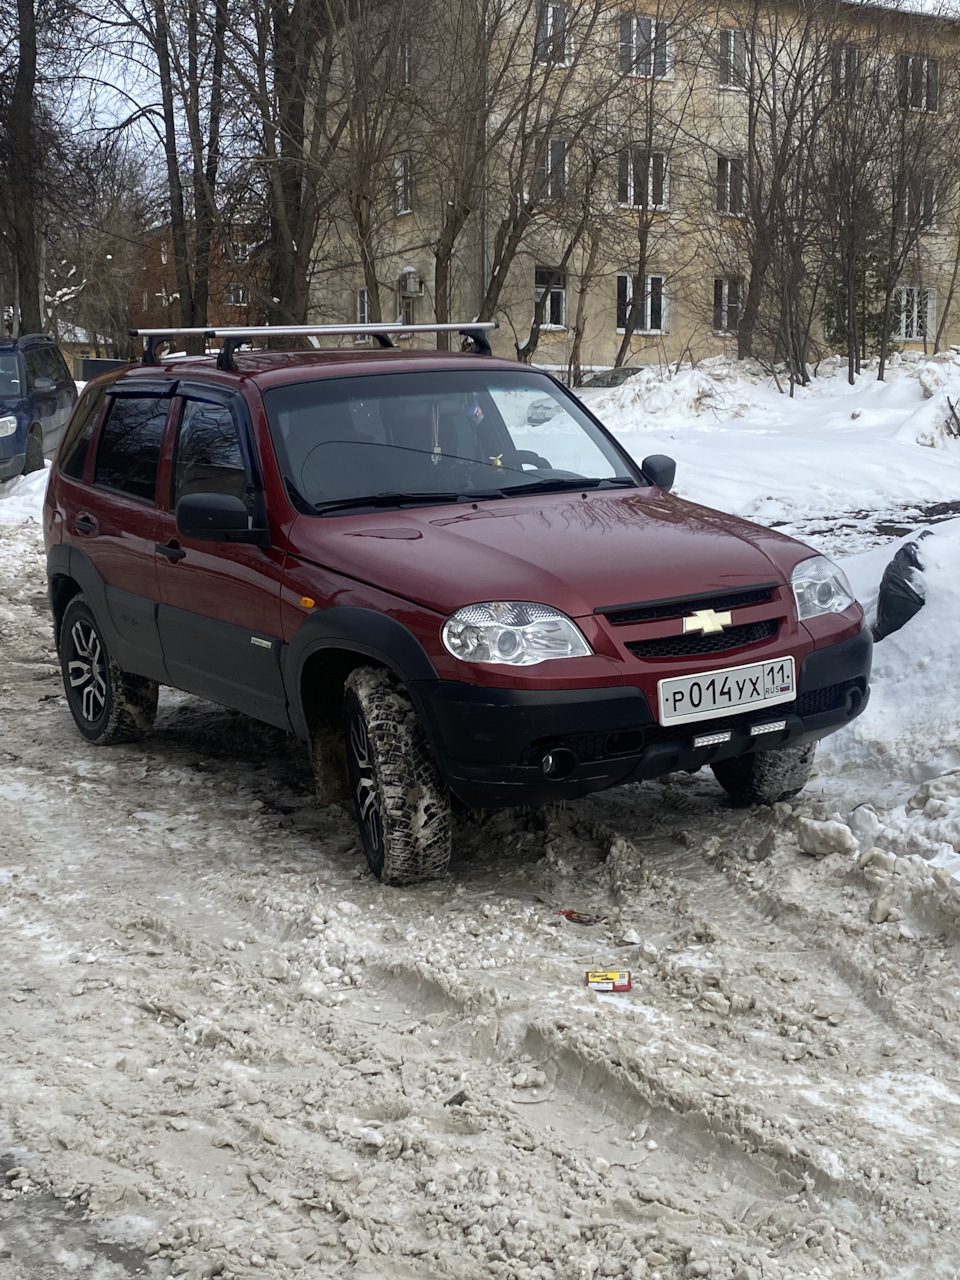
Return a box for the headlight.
[442,601,592,665]
[791,556,855,619]
[0,415,17,439]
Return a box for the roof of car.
[0,333,57,352]
[107,346,537,392]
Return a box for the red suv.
[43,323,871,883]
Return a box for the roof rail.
[129,322,498,370]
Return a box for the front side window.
[619,14,668,78]
[536,2,571,63]
[263,369,637,513]
[173,400,249,508]
[535,266,566,326]
[24,350,45,389]
[0,354,20,397]
[617,273,665,332]
[717,155,744,214]
[59,386,107,481]
[895,285,934,339]
[94,394,172,503]
[898,54,938,111]
[714,276,741,332]
[618,148,666,208]
[719,28,747,87]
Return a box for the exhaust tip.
[541,747,578,779]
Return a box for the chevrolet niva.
[43,323,871,883]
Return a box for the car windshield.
[263,369,640,512]
[0,354,21,398]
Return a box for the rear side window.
[173,400,250,508]
[94,394,172,503]
[59,386,107,480]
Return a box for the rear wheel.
[711,741,816,806]
[60,595,158,744]
[344,667,451,884]
[23,429,43,474]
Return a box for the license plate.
[657,657,795,727]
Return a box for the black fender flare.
[284,606,441,740]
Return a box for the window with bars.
[535,267,567,327]
[535,2,571,64]
[831,43,858,102]
[719,28,747,87]
[713,277,741,333]
[617,273,665,332]
[897,177,936,228]
[716,156,744,214]
[619,14,668,78]
[618,148,667,208]
[395,153,414,214]
[898,54,938,111]
[895,286,934,339]
[536,137,567,199]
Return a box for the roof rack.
[129,322,499,370]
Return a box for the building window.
[357,287,370,326]
[400,36,412,86]
[395,153,414,214]
[618,148,666,208]
[160,241,169,265]
[224,282,248,306]
[619,14,668,78]
[229,241,251,263]
[399,295,416,327]
[898,177,936,228]
[713,277,741,333]
[895,286,934,339]
[831,43,858,102]
[617,273,665,332]
[719,28,747,88]
[535,266,566,327]
[141,290,148,313]
[898,54,938,112]
[536,136,567,199]
[535,2,571,64]
[716,156,744,215]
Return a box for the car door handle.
[74,514,98,534]
[156,541,186,562]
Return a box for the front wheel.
[344,667,452,884]
[711,741,816,806]
[60,595,158,744]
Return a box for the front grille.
[600,586,774,626]
[626,619,778,659]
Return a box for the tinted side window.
[49,349,72,382]
[24,350,45,388]
[173,401,249,508]
[59,386,107,481]
[94,395,171,503]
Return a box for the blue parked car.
[0,334,77,480]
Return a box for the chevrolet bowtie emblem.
[683,608,732,635]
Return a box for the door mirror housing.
[641,453,676,492]
[176,492,269,545]
[33,376,56,392]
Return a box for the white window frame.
[141,290,148,313]
[717,155,744,215]
[535,2,572,65]
[618,148,667,209]
[719,28,747,88]
[619,14,670,79]
[535,266,567,328]
[617,272,666,334]
[537,136,567,200]
[832,42,858,102]
[895,285,935,340]
[224,281,249,307]
[899,54,939,112]
[898,177,937,230]
[400,36,412,87]
[713,276,741,334]
[395,153,414,215]
[160,241,169,265]
[398,294,417,328]
[356,286,371,337]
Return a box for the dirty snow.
[2,358,960,1279]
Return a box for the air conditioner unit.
[399,269,423,297]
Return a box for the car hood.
[290,488,818,617]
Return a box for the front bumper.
[414,626,872,809]
[0,451,26,482]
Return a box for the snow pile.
[0,466,48,526]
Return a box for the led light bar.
[750,720,787,736]
[692,730,733,748]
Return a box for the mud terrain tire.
[344,667,452,884]
[711,741,816,805]
[60,595,158,744]
[23,429,44,474]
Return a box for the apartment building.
[317,0,960,375]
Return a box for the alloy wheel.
[68,619,107,723]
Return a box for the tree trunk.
[11,0,41,333]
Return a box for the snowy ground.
[2,355,960,1279]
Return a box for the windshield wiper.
[315,490,496,515]
[502,476,638,496]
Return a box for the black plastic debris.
[872,530,931,641]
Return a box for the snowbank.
[0,466,48,526]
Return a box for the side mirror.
[33,376,56,392]
[176,492,269,545]
[641,453,676,492]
